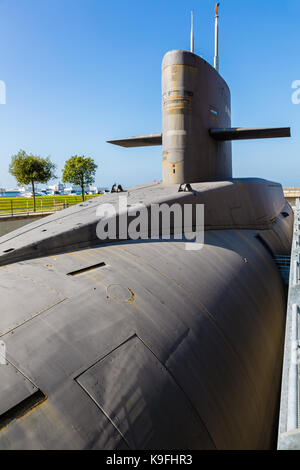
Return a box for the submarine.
[0,4,293,450]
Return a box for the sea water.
[0,191,22,198]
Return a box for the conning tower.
[108,4,290,185]
[162,50,232,184]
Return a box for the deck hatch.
[0,390,46,431]
[0,362,46,430]
[75,335,214,449]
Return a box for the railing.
[278,198,300,449]
[0,195,100,217]
[274,254,291,286]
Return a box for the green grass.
[0,194,102,216]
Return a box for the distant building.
[88,186,105,195]
[48,182,65,193]
[64,185,83,195]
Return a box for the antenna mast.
[214,2,220,72]
[190,10,194,53]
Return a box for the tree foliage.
[9,150,57,185]
[9,150,57,211]
[62,155,97,201]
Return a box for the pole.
[190,11,194,53]
[214,3,220,72]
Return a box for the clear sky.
[0,0,299,189]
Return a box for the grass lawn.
[0,194,102,216]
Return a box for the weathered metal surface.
[0,176,292,449]
[162,50,232,184]
[76,335,215,449]
[0,179,291,267]
[0,194,293,449]
[278,199,300,450]
[0,362,39,418]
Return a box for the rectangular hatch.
[0,362,46,431]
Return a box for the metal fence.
[274,254,291,286]
[0,195,100,217]
[278,198,300,449]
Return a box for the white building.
[64,185,83,194]
[88,186,102,194]
[48,182,65,192]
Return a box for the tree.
[9,150,57,212]
[62,155,98,202]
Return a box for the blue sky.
[0,0,299,189]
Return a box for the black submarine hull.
[0,179,293,449]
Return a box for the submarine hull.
[0,179,293,450]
